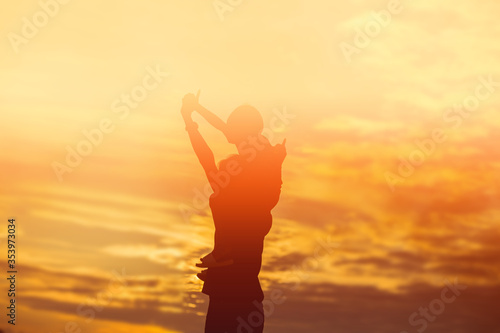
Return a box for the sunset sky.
[1,1,499,332]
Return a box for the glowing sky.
[1,1,499,332]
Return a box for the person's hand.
[195,252,234,268]
[198,253,217,266]
[181,90,201,115]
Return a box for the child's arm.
[195,104,229,139]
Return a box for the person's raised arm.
[195,104,228,137]
[181,94,218,189]
[184,91,229,139]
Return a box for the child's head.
[226,105,264,144]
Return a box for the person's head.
[226,105,264,144]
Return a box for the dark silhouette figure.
[181,92,286,333]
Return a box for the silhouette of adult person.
[181,92,286,333]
